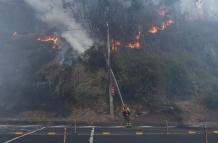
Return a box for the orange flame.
[112,39,121,51]
[149,19,175,34]
[149,26,158,34]
[128,32,141,49]
[37,35,59,49]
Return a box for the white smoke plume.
[151,0,218,21]
[24,0,93,53]
[179,0,218,21]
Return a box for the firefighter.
[122,103,130,118]
[122,103,131,127]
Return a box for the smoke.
[152,0,218,21]
[24,0,93,53]
[199,0,218,21]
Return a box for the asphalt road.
[1,124,218,143]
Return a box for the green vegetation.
[38,39,218,115]
[2,0,218,119]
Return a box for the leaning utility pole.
[107,23,114,119]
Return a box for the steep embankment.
[1,0,218,125]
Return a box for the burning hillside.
[112,32,141,51]
[128,32,141,49]
[149,19,176,34]
[37,35,59,49]
[1,0,218,123]
[112,39,121,51]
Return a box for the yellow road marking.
[47,132,57,136]
[102,132,111,135]
[136,132,144,135]
[188,131,197,134]
[15,132,24,135]
[212,131,218,134]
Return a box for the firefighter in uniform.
[122,103,131,127]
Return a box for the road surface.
[1,124,218,143]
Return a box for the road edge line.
[4,127,46,143]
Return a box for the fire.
[149,26,158,34]
[37,35,59,49]
[111,32,141,50]
[159,19,175,30]
[149,19,175,34]
[159,23,167,30]
[128,32,141,49]
[112,39,121,51]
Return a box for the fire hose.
[110,68,131,126]
[110,68,124,106]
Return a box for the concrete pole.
[166,120,169,135]
[74,120,77,134]
[204,126,208,143]
[107,23,114,119]
[64,128,67,143]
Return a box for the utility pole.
[107,23,114,119]
[204,126,208,143]
[165,120,169,135]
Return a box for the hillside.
[1,0,218,124]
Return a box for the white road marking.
[168,126,176,128]
[79,126,96,128]
[47,125,154,129]
[48,125,95,128]
[137,126,153,128]
[101,126,124,128]
[45,125,174,131]
[89,127,95,143]
[48,125,69,128]
[0,125,12,128]
[0,125,41,127]
[18,125,42,128]
[4,127,45,143]
[44,125,179,129]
